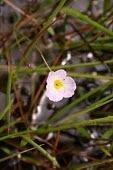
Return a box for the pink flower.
[46,69,76,102]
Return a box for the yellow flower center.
[54,79,63,89]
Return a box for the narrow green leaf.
[20,138,28,147]
[0,148,34,162]
[0,100,12,120]
[99,145,111,157]
[102,127,113,139]
[22,136,60,168]
[6,68,12,125]
[76,126,90,138]
[63,7,113,36]
[43,80,113,127]
[58,93,113,125]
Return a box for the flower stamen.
[54,79,63,89]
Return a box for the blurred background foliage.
[1,0,113,169]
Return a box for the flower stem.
[37,47,51,71]
[16,30,51,72]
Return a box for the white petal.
[63,77,76,98]
[46,87,64,102]
[46,71,55,84]
[55,70,67,80]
